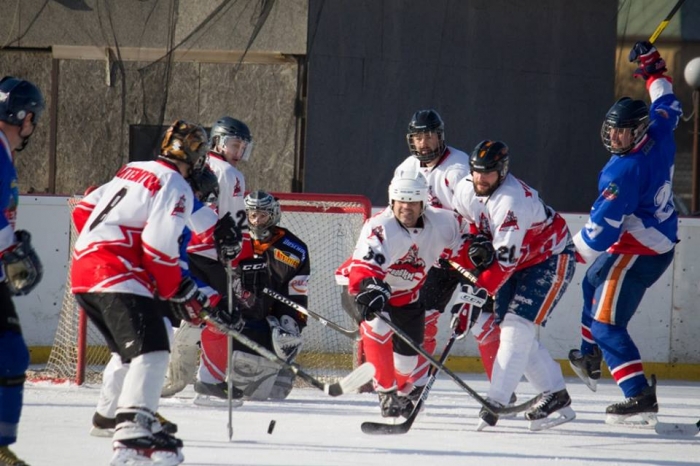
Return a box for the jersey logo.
[171,195,187,217]
[369,226,385,244]
[584,219,603,239]
[428,186,442,208]
[282,238,307,261]
[233,178,242,197]
[499,210,519,231]
[517,179,533,198]
[388,244,425,281]
[602,182,619,201]
[274,249,301,268]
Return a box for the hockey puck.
[267,420,276,434]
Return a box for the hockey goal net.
[37,192,371,385]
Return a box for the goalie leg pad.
[231,351,281,401]
[268,315,303,362]
[161,323,202,397]
[269,368,296,400]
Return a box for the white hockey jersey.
[394,146,470,211]
[452,173,570,295]
[71,160,193,299]
[338,206,464,307]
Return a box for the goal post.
[38,193,371,386]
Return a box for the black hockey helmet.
[0,76,45,151]
[210,116,253,161]
[406,109,446,163]
[189,158,219,202]
[601,97,650,155]
[470,140,509,178]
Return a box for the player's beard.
[473,179,498,197]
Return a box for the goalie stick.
[202,313,374,396]
[372,311,541,415]
[263,287,360,340]
[654,419,700,437]
[361,328,459,435]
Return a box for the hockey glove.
[449,302,483,339]
[205,305,245,333]
[454,283,489,308]
[1,230,43,296]
[214,212,243,262]
[468,235,495,272]
[238,257,269,298]
[628,41,666,80]
[355,277,391,321]
[169,277,211,324]
[268,314,303,362]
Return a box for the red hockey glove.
[629,41,666,80]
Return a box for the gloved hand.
[628,41,666,80]
[1,230,43,296]
[468,235,495,271]
[205,305,244,333]
[454,283,489,308]
[355,277,391,321]
[169,277,210,324]
[450,303,483,339]
[214,212,243,262]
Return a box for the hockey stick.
[655,419,700,437]
[372,311,541,415]
[361,328,459,435]
[225,262,235,441]
[263,287,360,340]
[649,0,686,44]
[202,313,375,396]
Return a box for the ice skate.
[568,347,602,392]
[500,393,519,420]
[0,446,29,466]
[476,398,503,431]
[91,411,178,437]
[192,380,244,408]
[110,432,184,466]
[525,389,576,431]
[377,390,411,418]
[605,375,658,428]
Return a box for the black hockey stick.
[372,311,541,415]
[361,329,459,435]
[263,287,360,340]
[655,419,700,437]
[202,313,374,396]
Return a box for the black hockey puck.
[267,420,276,434]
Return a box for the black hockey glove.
[238,257,269,298]
[205,305,245,333]
[468,235,495,272]
[355,277,391,321]
[214,212,243,262]
[169,277,211,324]
[1,230,43,296]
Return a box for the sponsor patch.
[602,182,619,200]
[289,276,309,295]
[274,249,301,268]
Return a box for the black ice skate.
[90,411,178,437]
[193,380,244,408]
[605,375,658,427]
[378,390,412,418]
[525,389,576,431]
[0,445,29,466]
[476,398,503,431]
[568,346,602,392]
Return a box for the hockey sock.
[474,312,500,380]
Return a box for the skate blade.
[528,406,576,431]
[90,426,114,438]
[475,419,492,431]
[569,362,597,392]
[605,412,657,428]
[193,394,244,408]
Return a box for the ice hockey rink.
[16,372,699,465]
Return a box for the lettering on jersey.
[602,182,619,201]
[513,294,533,306]
[116,166,162,195]
[171,195,187,217]
[517,179,533,198]
[274,249,301,268]
[282,238,307,261]
[499,210,519,231]
[641,138,655,155]
[363,247,386,265]
[233,178,242,197]
[387,244,425,281]
[584,219,603,239]
[289,276,309,295]
[369,225,385,244]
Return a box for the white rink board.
[12,196,700,365]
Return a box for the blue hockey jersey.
[0,131,19,281]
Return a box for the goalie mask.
[406,109,446,163]
[601,97,650,155]
[210,116,254,163]
[245,190,281,241]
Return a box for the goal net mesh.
[38,193,370,385]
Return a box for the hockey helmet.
[601,97,650,155]
[160,120,209,165]
[406,109,446,163]
[245,190,281,240]
[388,168,429,212]
[210,116,254,161]
[0,76,45,151]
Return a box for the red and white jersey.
[337,206,464,307]
[395,146,470,211]
[452,173,570,295]
[71,160,193,299]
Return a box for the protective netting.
[37,193,370,385]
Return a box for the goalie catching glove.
[355,277,391,321]
[1,230,43,296]
[267,314,303,362]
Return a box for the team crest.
[602,182,619,201]
[233,178,242,197]
[499,210,519,231]
[171,195,187,216]
[369,225,385,243]
[388,244,425,281]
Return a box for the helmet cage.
[244,190,281,240]
[406,109,446,163]
[406,130,446,163]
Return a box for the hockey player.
[194,190,310,402]
[71,120,232,465]
[0,76,45,466]
[451,140,576,431]
[340,169,465,418]
[568,41,681,427]
[162,116,254,398]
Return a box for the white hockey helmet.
[388,168,429,212]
